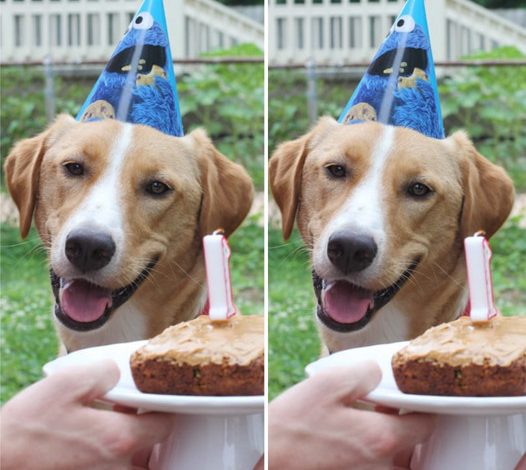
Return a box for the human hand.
[1,359,174,470]
[269,360,435,470]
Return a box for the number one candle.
[464,232,498,322]
[203,230,236,321]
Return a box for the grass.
[268,227,318,399]
[268,217,526,400]
[0,218,263,404]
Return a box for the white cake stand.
[306,341,526,470]
[44,341,264,470]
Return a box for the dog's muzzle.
[313,258,420,333]
[50,258,158,332]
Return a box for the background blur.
[0,0,264,403]
[268,0,526,398]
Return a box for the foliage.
[0,217,263,404]
[269,217,526,399]
[269,68,345,154]
[0,43,263,188]
[269,47,526,190]
[0,67,87,165]
[0,224,58,404]
[439,47,526,189]
[268,226,318,399]
[179,44,264,189]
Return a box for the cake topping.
[397,316,526,367]
[134,315,264,366]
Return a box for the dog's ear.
[190,129,254,237]
[269,116,336,240]
[449,131,515,239]
[4,114,76,238]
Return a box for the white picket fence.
[269,0,526,65]
[0,0,264,63]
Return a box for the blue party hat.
[77,0,183,136]
[339,0,444,139]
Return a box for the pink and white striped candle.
[203,230,236,321]
[464,232,498,322]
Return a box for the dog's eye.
[145,180,171,196]
[63,162,84,177]
[407,182,432,198]
[325,164,347,179]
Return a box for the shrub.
[439,47,526,189]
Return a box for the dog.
[5,114,253,352]
[270,117,514,353]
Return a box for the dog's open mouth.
[50,259,158,332]
[313,259,420,333]
[106,45,166,75]
[368,47,427,77]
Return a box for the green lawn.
[268,217,526,400]
[0,217,263,404]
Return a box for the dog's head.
[5,115,253,334]
[270,117,514,342]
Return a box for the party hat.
[77,0,183,136]
[339,0,444,139]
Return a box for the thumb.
[306,359,382,404]
[46,359,121,404]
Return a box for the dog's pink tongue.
[60,280,112,323]
[323,281,373,324]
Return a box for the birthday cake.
[130,314,264,396]
[391,316,526,396]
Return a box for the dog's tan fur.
[5,115,253,351]
[270,118,514,352]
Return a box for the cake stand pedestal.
[149,413,263,470]
[306,341,526,470]
[412,413,526,470]
[44,340,264,470]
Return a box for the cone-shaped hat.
[77,0,183,136]
[339,0,444,139]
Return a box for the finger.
[396,412,436,446]
[132,447,153,468]
[350,409,435,460]
[46,359,120,404]
[113,404,139,414]
[374,404,400,415]
[308,360,382,403]
[369,411,435,452]
[113,411,175,450]
[393,447,415,468]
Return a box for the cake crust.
[392,316,526,397]
[130,315,264,396]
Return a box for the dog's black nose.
[65,230,116,272]
[327,232,378,274]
